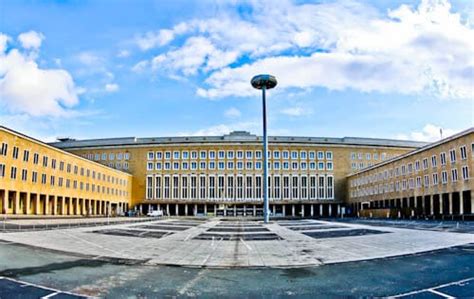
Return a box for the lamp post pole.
[251,74,277,224]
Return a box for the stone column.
[329,204,332,217]
[439,194,443,215]
[310,205,314,217]
[35,195,40,215]
[233,205,236,216]
[301,205,305,217]
[282,205,286,217]
[175,204,179,216]
[460,192,464,215]
[430,195,434,215]
[1,190,7,214]
[194,204,198,216]
[471,190,474,215]
[292,204,295,217]
[337,204,341,216]
[44,195,50,215]
[13,192,20,214]
[185,204,188,216]
[319,204,323,216]
[204,204,207,216]
[253,205,256,216]
[272,205,276,216]
[243,205,246,216]
[448,193,453,215]
[25,193,31,215]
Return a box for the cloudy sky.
[0,0,472,142]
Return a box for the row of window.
[0,164,128,197]
[83,152,130,161]
[351,166,469,198]
[0,143,127,186]
[351,152,389,161]
[147,150,333,161]
[146,161,334,171]
[352,145,471,187]
[146,174,334,200]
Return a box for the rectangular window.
[440,152,446,165]
[415,160,420,171]
[282,151,289,159]
[236,176,243,199]
[424,175,429,187]
[164,151,171,159]
[200,176,206,199]
[422,158,428,170]
[416,176,422,188]
[209,151,216,159]
[227,176,234,199]
[42,156,48,167]
[451,168,458,182]
[326,176,333,199]
[246,176,253,199]
[191,162,197,170]
[255,176,262,199]
[32,171,37,183]
[191,151,198,159]
[318,176,325,199]
[245,162,252,170]
[23,150,29,162]
[326,162,333,171]
[283,162,289,170]
[173,176,179,199]
[0,164,5,177]
[300,151,307,159]
[273,151,280,159]
[147,162,154,171]
[218,176,225,199]
[209,176,216,199]
[218,150,225,159]
[12,146,19,159]
[227,151,234,159]
[10,166,17,179]
[146,176,153,199]
[441,171,448,184]
[432,173,438,185]
[318,162,324,170]
[237,162,243,170]
[291,151,298,159]
[164,176,170,199]
[155,176,162,199]
[191,176,197,199]
[460,146,467,160]
[182,151,189,159]
[274,176,281,199]
[182,176,188,199]
[292,162,298,170]
[318,151,324,160]
[462,166,469,180]
[309,151,315,160]
[282,176,290,199]
[309,176,317,199]
[449,149,456,164]
[200,151,207,159]
[173,162,180,170]
[292,176,299,199]
[301,176,307,199]
[326,151,333,160]
[0,143,7,156]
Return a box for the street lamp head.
[251,74,277,90]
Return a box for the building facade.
[0,126,132,216]
[347,128,474,219]
[51,131,423,217]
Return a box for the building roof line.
[347,127,474,177]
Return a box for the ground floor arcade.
[0,189,129,216]
[349,189,473,219]
[139,202,343,217]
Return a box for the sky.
[0,0,473,142]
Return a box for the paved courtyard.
[0,217,473,268]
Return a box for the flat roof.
[48,130,427,149]
[347,127,474,177]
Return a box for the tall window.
[440,152,446,165]
[164,176,170,199]
[292,176,299,199]
[227,176,234,200]
[449,149,456,163]
[218,176,225,199]
[191,176,197,199]
[146,176,153,199]
[310,176,317,199]
[23,150,29,162]
[246,176,253,199]
[237,176,243,199]
[12,146,19,159]
[318,176,325,199]
[326,176,334,199]
[274,176,281,199]
[460,146,467,160]
[209,176,216,199]
[301,176,308,199]
[283,176,290,199]
[200,176,206,199]
[155,176,162,199]
[255,176,262,199]
[182,176,188,199]
[173,176,179,199]
[462,166,469,180]
[0,143,7,156]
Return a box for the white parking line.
[392,277,474,298]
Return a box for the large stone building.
[347,128,473,219]
[0,126,132,216]
[49,131,424,217]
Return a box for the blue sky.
[0,0,472,142]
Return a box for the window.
[218,176,225,198]
[181,176,188,199]
[415,160,420,171]
[292,162,298,170]
[124,153,130,160]
[366,153,371,160]
[0,164,4,177]
[318,176,325,199]
[236,151,243,159]
[191,176,197,199]
[191,162,197,170]
[164,162,171,170]
[109,153,115,160]
[326,162,333,171]
[117,153,123,160]
[12,146,19,159]
[0,143,7,156]
[431,155,437,168]
[300,151,307,159]
[173,151,180,159]
[123,162,129,170]
[245,162,253,170]
[282,151,289,159]
[227,176,234,199]
[462,166,469,180]
[155,162,162,170]
[191,151,198,159]
[441,171,448,184]
[424,175,429,187]
[416,176,422,188]
[255,162,262,170]
[460,146,467,160]
[300,176,308,199]
[209,176,216,199]
[164,176,170,199]
[23,150,29,162]
[283,176,290,199]
[318,151,324,160]
[218,162,225,170]
[209,161,216,170]
[173,162,179,170]
[182,151,189,159]
[255,151,262,159]
[309,151,315,160]
[218,151,225,159]
[209,151,216,159]
[156,152,163,159]
[440,152,446,165]
[182,162,189,170]
[350,152,356,160]
[451,168,458,182]
[41,173,47,184]
[283,162,289,170]
[33,153,39,164]
[273,151,280,159]
[422,158,428,170]
[235,176,243,199]
[318,162,324,170]
[326,176,334,199]
[173,176,179,199]
[449,149,456,164]
[200,151,207,159]
[292,176,299,199]
[274,162,280,170]
[310,176,317,199]
[101,153,107,160]
[237,161,243,170]
[310,162,316,170]
[147,162,154,171]
[165,152,171,159]
[301,162,307,170]
[326,151,333,160]
[227,151,234,159]
[42,156,48,167]
[200,162,206,170]
[373,153,379,160]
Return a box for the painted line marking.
[428,289,454,298]
[392,277,474,298]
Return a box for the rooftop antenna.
[440,128,443,140]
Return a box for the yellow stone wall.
[0,127,132,215]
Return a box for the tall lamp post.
[251,74,277,224]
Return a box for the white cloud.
[0,32,79,117]
[104,83,119,92]
[136,0,474,100]
[132,60,149,73]
[0,33,10,53]
[77,52,101,65]
[224,107,241,118]
[280,106,312,117]
[178,121,259,136]
[117,50,130,58]
[395,124,459,142]
[17,31,44,50]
